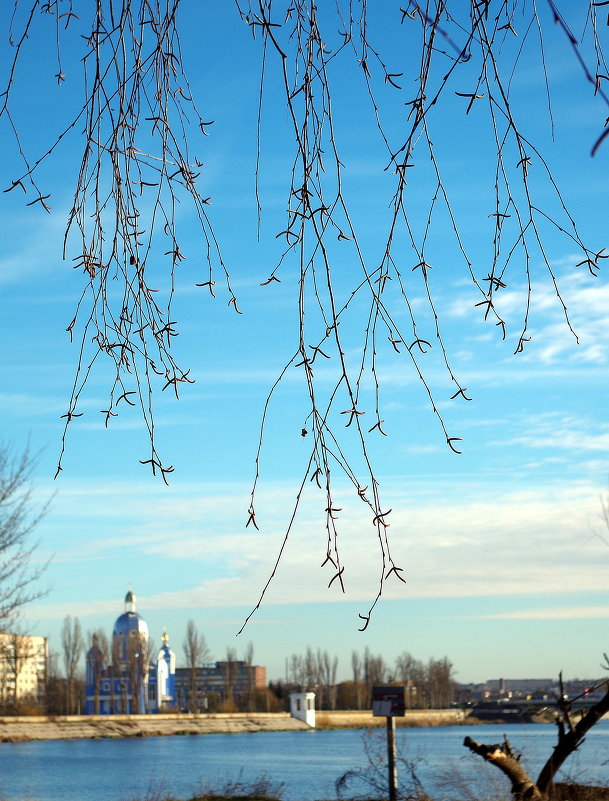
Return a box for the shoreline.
[0,709,467,742]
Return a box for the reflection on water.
[1,721,608,801]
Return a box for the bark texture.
[465,678,609,801]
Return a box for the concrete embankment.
[0,709,467,742]
[316,709,466,729]
[0,712,309,741]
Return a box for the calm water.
[1,722,608,801]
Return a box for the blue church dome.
[112,590,149,664]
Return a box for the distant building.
[486,678,555,697]
[458,678,557,703]
[84,591,266,715]
[175,661,266,711]
[0,633,48,708]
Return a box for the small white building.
[289,691,315,727]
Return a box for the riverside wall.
[316,709,466,728]
[0,709,466,742]
[0,712,309,741]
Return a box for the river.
[2,722,609,801]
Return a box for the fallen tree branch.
[464,673,609,801]
[463,735,543,800]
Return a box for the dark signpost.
[372,686,406,801]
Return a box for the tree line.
[34,617,458,715]
[273,647,456,711]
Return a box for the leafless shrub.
[336,728,431,801]
[127,772,285,801]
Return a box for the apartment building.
[0,633,48,706]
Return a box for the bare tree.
[2,4,607,627]
[86,629,108,716]
[395,651,420,709]
[126,629,149,714]
[302,647,317,691]
[363,647,387,705]
[351,650,363,710]
[182,619,210,713]
[318,649,339,711]
[45,649,64,715]
[61,615,84,715]
[288,653,305,690]
[465,668,609,801]
[243,640,255,712]
[425,656,455,709]
[597,485,609,548]
[0,443,48,629]
[223,646,240,711]
[286,647,319,695]
[143,633,156,713]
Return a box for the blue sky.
[1,2,609,684]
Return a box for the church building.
[85,590,176,714]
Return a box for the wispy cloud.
[448,269,609,369]
[27,474,609,623]
[478,605,609,621]
[0,210,71,286]
[503,412,609,454]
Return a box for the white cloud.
[0,392,66,417]
[507,413,609,453]
[26,474,609,623]
[448,269,609,370]
[479,605,609,621]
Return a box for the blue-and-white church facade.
[85,590,176,714]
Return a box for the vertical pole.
[387,715,398,801]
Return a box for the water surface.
[2,722,608,801]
